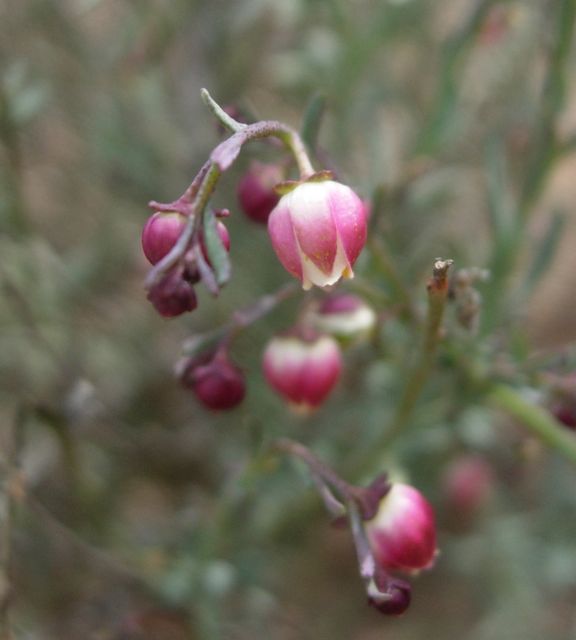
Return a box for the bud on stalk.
[262,332,342,410]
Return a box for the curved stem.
[202,89,314,178]
[489,384,576,467]
[273,438,356,503]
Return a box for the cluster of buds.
[142,205,231,318]
[275,440,437,616]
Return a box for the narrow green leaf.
[526,210,565,289]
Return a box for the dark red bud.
[237,162,283,224]
[181,351,245,411]
[147,268,197,318]
[367,574,411,616]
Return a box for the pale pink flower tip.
[267,180,367,290]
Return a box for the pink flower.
[365,483,437,574]
[262,333,342,410]
[267,180,367,290]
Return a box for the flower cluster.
[142,91,441,619]
[275,440,437,616]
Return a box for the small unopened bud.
[142,211,230,266]
[268,179,367,290]
[365,483,437,574]
[442,455,493,519]
[262,332,342,411]
[237,162,283,224]
[309,293,376,338]
[367,573,411,616]
[552,403,576,429]
[181,350,245,411]
[142,211,187,265]
[147,268,197,318]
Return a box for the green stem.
[489,384,576,466]
[202,89,315,178]
[377,259,453,449]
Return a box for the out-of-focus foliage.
[2,1,576,638]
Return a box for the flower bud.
[367,573,411,616]
[147,268,197,318]
[142,211,230,266]
[309,293,376,338]
[181,350,245,411]
[237,162,283,224]
[267,180,367,290]
[442,455,493,518]
[142,211,187,265]
[262,333,342,410]
[365,483,437,574]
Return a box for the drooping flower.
[262,332,342,410]
[267,180,367,290]
[365,483,437,574]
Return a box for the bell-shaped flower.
[267,180,367,290]
[365,483,437,574]
[262,332,342,410]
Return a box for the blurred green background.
[2,0,576,638]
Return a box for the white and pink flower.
[365,483,437,574]
[267,180,367,290]
[262,332,342,410]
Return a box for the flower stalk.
[377,258,453,450]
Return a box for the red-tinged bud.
[367,573,411,616]
[552,403,576,429]
[262,333,342,410]
[147,268,197,318]
[268,180,367,290]
[442,455,494,517]
[237,162,283,224]
[142,211,187,265]
[142,212,230,266]
[365,483,437,574]
[310,293,376,338]
[181,350,245,411]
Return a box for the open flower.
[267,180,367,290]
